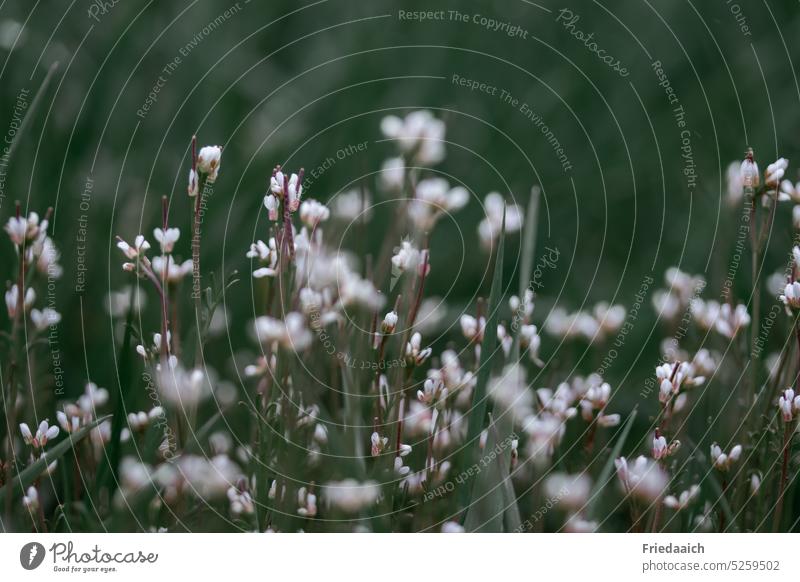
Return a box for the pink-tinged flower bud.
[263,194,279,221]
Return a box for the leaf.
[586,407,637,521]
[4,62,58,167]
[463,415,520,532]
[512,187,540,362]
[460,210,506,511]
[0,415,110,507]
[97,306,135,494]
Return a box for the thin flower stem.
[773,423,793,532]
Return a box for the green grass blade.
[97,306,135,494]
[0,415,110,507]
[512,187,539,361]
[460,209,506,512]
[5,61,58,167]
[586,407,637,521]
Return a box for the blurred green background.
[1,0,799,440]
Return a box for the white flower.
[31,307,61,331]
[408,178,469,228]
[78,382,109,414]
[5,285,35,318]
[391,240,422,274]
[324,479,380,512]
[652,433,668,460]
[370,432,388,456]
[22,486,39,511]
[153,227,180,254]
[441,521,465,533]
[4,211,46,246]
[543,473,592,510]
[380,110,446,165]
[254,312,312,351]
[152,255,193,283]
[489,364,534,421]
[157,365,211,408]
[778,388,800,423]
[765,157,788,187]
[478,192,523,248]
[726,161,744,204]
[187,168,199,197]
[664,485,700,510]
[105,285,147,317]
[460,314,485,342]
[593,302,626,334]
[740,153,759,189]
[780,281,800,309]
[116,235,150,260]
[614,456,668,501]
[35,237,62,278]
[20,419,59,448]
[710,443,742,472]
[405,332,432,365]
[196,145,222,182]
[247,238,278,279]
[227,486,255,515]
[297,486,318,517]
[713,303,750,339]
[263,193,279,221]
[379,156,405,191]
[381,310,398,333]
[299,199,330,229]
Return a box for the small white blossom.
[196,145,222,182]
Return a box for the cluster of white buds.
[22,486,39,511]
[323,479,380,513]
[519,324,542,365]
[391,240,424,275]
[405,332,432,366]
[510,289,535,324]
[417,377,448,409]
[427,350,475,403]
[663,485,700,510]
[614,455,668,502]
[765,157,789,190]
[460,313,485,343]
[537,384,578,421]
[370,432,389,456]
[576,381,619,427]
[710,443,742,472]
[380,110,446,165]
[545,303,625,343]
[117,234,152,272]
[254,312,313,352]
[297,486,318,517]
[153,227,180,254]
[152,255,192,283]
[30,307,61,331]
[740,148,759,190]
[778,388,800,422]
[127,407,165,432]
[478,192,523,249]
[490,364,534,422]
[265,166,304,219]
[780,281,800,310]
[246,238,279,279]
[691,299,750,339]
[651,267,706,320]
[227,483,255,516]
[651,430,680,460]
[188,144,222,196]
[5,284,35,318]
[20,419,59,449]
[4,210,47,247]
[407,177,469,229]
[299,199,330,229]
[136,331,171,359]
[656,360,705,407]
